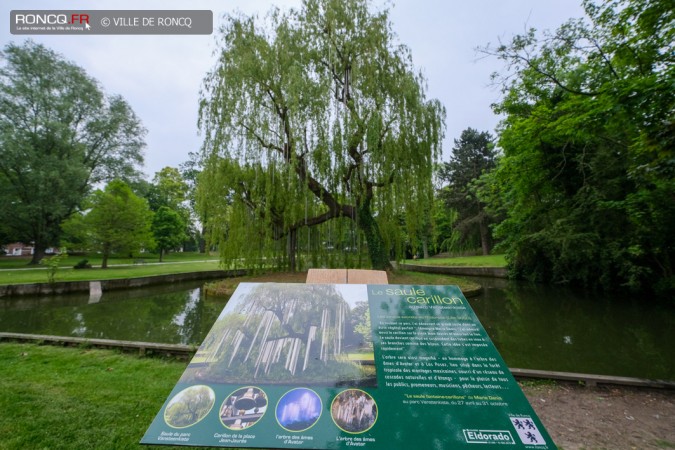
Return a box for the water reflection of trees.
[468,282,675,379]
[0,283,225,345]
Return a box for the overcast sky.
[1,0,585,179]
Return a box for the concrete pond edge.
[0,269,248,297]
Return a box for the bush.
[40,251,66,283]
[73,259,92,269]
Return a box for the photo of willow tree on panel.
[197,0,445,271]
[182,284,376,386]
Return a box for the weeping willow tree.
[198,0,445,271]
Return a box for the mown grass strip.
[0,261,222,285]
[0,343,201,449]
[404,254,507,267]
[0,251,220,270]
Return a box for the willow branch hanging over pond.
[198,0,445,271]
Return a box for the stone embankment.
[0,269,247,297]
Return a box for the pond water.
[0,281,227,346]
[466,277,674,381]
[1,278,673,380]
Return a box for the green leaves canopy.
[438,128,498,255]
[198,0,445,270]
[152,206,187,262]
[485,0,674,295]
[0,41,145,263]
[79,180,153,268]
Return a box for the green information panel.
[141,283,556,449]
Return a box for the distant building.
[2,242,59,256]
[4,242,34,256]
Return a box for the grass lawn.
[405,254,507,267]
[0,261,223,285]
[388,270,481,293]
[0,252,221,285]
[0,343,212,450]
[0,251,219,270]
[0,253,483,293]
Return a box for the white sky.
[1,0,585,179]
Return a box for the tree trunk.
[479,219,492,256]
[159,248,164,262]
[423,239,429,259]
[29,244,46,265]
[199,225,207,254]
[357,198,392,271]
[102,245,110,269]
[288,228,298,272]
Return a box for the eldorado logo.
[463,429,515,444]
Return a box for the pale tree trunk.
[288,228,298,272]
[479,219,492,256]
[199,225,207,254]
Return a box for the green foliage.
[0,41,145,264]
[152,206,187,261]
[483,0,674,296]
[73,259,92,270]
[437,128,499,255]
[137,166,199,254]
[148,167,189,211]
[164,386,214,428]
[353,307,372,346]
[180,152,208,253]
[39,250,66,283]
[198,0,445,271]
[76,180,154,268]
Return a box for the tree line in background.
[486,0,673,296]
[0,41,201,266]
[60,167,196,267]
[436,0,672,297]
[436,0,673,297]
[0,40,145,264]
[0,0,672,298]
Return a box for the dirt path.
[521,382,675,449]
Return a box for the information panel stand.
[142,283,555,449]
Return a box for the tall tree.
[147,167,189,212]
[438,128,498,255]
[148,166,197,251]
[0,41,145,264]
[199,0,445,271]
[484,0,674,294]
[152,206,187,262]
[79,180,154,268]
[180,152,208,253]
